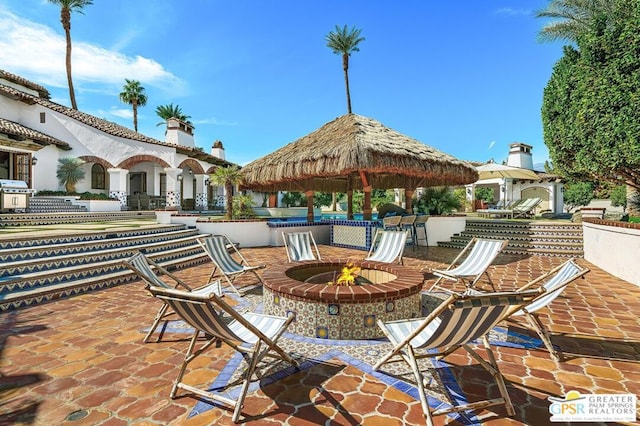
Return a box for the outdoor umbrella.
[475,163,539,181]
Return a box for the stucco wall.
[583,220,640,287]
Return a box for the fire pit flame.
[329,262,362,286]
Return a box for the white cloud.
[193,117,239,127]
[0,8,184,93]
[105,108,133,119]
[495,8,532,17]
[488,140,496,150]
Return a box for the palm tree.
[536,0,618,43]
[210,165,243,220]
[325,25,365,114]
[56,157,85,193]
[48,0,93,110]
[155,103,192,127]
[119,79,148,132]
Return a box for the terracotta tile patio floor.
[1,244,639,425]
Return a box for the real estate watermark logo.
[549,390,637,422]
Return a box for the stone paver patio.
[1,244,639,425]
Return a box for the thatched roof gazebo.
[241,113,478,221]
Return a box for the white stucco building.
[0,69,235,210]
[469,142,564,214]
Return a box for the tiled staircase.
[0,211,155,226]
[437,218,583,257]
[0,223,210,311]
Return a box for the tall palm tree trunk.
[225,183,233,219]
[62,8,78,110]
[342,53,352,114]
[132,102,138,132]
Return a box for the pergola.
[241,113,479,221]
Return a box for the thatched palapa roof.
[241,113,478,192]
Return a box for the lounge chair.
[365,229,408,264]
[123,252,223,343]
[507,259,589,361]
[198,235,265,296]
[429,238,508,292]
[147,285,299,423]
[513,197,542,218]
[282,231,321,262]
[373,289,542,426]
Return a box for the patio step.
[0,211,156,226]
[437,219,584,257]
[0,224,210,311]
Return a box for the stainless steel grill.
[0,179,32,212]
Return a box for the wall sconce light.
[177,174,183,181]
[204,178,210,186]
[188,169,193,175]
[32,157,38,166]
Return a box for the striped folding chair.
[198,235,265,296]
[374,289,542,426]
[282,231,321,262]
[507,259,589,361]
[123,252,223,343]
[365,229,408,264]
[147,286,299,424]
[429,238,508,292]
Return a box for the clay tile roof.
[0,117,70,149]
[0,70,50,99]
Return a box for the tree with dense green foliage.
[325,25,365,114]
[536,0,618,43]
[281,192,306,207]
[48,0,93,110]
[313,192,333,209]
[119,79,148,132]
[563,181,594,212]
[415,187,461,215]
[56,157,85,193]
[610,184,628,212]
[155,103,192,127]
[210,165,242,219]
[475,187,494,203]
[541,0,640,192]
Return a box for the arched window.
[91,163,106,189]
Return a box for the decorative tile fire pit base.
[262,258,423,340]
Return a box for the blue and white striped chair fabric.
[365,230,408,264]
[198,235,265,296]
[509,259,589,361]
[374,289,542,426]
[123,252,223,343]
[282,231,321,262]
[147,286,299,423]
[429,238,508,292]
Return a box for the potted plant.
[56,157,86,193]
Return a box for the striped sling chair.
[429,238,508,292]
[282,231,321,262]
[374,289,542,426]
[123,252,222,343]
[198,235,265,296]
[147,286,299,424]
[365,229,408,264]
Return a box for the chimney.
[506,142,534,170]
[165,117,195,148]
[211,140,225,160]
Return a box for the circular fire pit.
[262,258,423,340]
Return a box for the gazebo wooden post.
[405,188,414,214]
[346,176,354,220]
[359,171,373,221]
[305,190,315,222]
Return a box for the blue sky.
[0,0,563,167]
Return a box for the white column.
[195,174,208,209]
[164,167,182,209]
[107,168,129,208]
